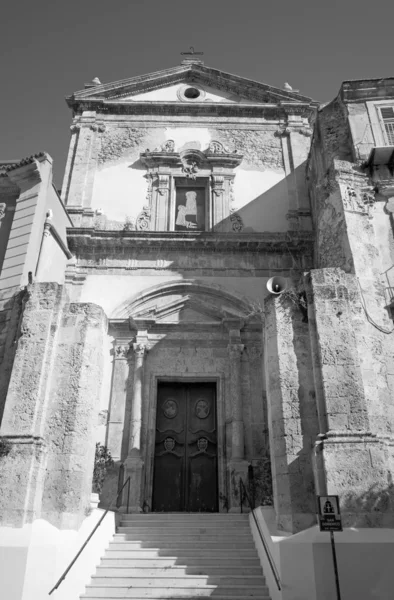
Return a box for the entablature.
[66,229,314,255]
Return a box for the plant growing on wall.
[0,438,12,458]
[92,443,114,495]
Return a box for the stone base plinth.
[227,459,250,513]
[315,432,394,527]
[121,456,144,513]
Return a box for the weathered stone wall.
[0,283,108,529]
[305,268,394,527]
[308,95,394,442]
[0,283,66,526]
[42,301,107,528]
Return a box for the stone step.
[91,576,266,586]
[82,596,270,600]
[114,533,253,541]
[108,542,255,550]
[96,565,263,575]
[102,553,260,562]
[118,524,251,531]
[80,512,270,600]
[119,515,248,522]
[106,542,256,561]
[82,585,268,597]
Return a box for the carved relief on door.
[152,382,218,512]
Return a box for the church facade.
[1,60,394,598]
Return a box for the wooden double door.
[152,382,218,512]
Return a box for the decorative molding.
[154,140,176,153]
[227,343,244,360]
[211,175,225,197]
[0,152,46,178]
[67,64,316,121]
[133,342,148,358]
[229,209,244,232]
[157,174,170,195]
[181,157,199,179]
[208,141,232,154]
[115,343,131,359]
[136,205,151,231]
[275,124,290,137]
[67,229,315,255]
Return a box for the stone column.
[123,340,148,512]
[226,325,249,512]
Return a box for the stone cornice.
[341,77,394,103]
[0,152,46,178]
[68,63,316,107]
[67,100,315,121]
[66,229,314,254]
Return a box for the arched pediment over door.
[111,279,261,329]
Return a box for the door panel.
[152,382,217,512]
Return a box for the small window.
[380,107,394,145]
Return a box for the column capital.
[227,343,244,359]
[133,341,148,358]
[114,342,132,360]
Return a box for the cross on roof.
[181,46,204,57]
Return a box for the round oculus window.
[184,87,201,99]
[177,85,206,102]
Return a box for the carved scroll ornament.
[136,205,151,231]
[208,140,232,154]
[230,208,244,232]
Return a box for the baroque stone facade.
[2,60,394,599]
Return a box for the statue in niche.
[175,189,205,231]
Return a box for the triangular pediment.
[67,62,315,109]
[114,81,253,104]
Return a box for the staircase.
[80,513,271,599]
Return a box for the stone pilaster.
[61,123,80,205]
[264,293,318,532]
[64,118,99,208]
[211,174,228,230]
[106,341,132,461]
[226,331,249,511]
[123,339,148,512]
[153,173,170,230]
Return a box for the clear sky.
[1,0,394,187]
